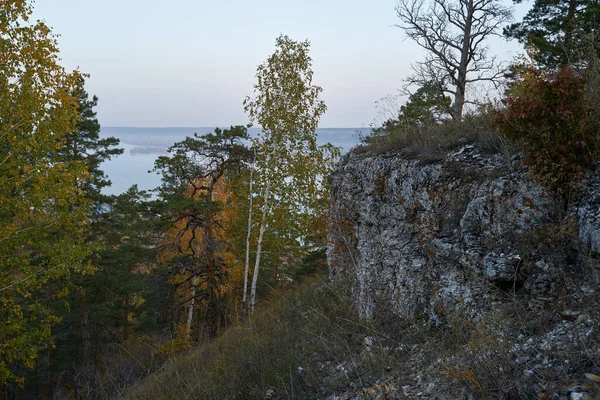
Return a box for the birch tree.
[396,0,512,120]
[243,35,340,315]
[241,151,255,315]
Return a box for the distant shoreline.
[130,146,169,155]
[102,126,371,130]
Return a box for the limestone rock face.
[327,144,598,321]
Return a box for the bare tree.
[396,0,512,120]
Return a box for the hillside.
[125,141,600,400]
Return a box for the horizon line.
[102,125,372,130]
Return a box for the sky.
[32,0,528,128]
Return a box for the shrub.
[357,112,506,160]
[493,67,599,198]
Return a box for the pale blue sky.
[33,0,527,128]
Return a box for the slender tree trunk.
[250,182,271,316]
[205,218,218,338]
[564,0,577,65]
[46,350,53,400]
[80,291,96,390]
[172,302,181,335]
[80,296,92,369]
[195,302,202,343]
[566,0,577,42]
[185,275,197,338]
[123,294,129,341]
[242,154,255,315]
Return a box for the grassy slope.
[123,275,389,399]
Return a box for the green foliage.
[295,248,327,278]
[242,35,340,316]
[244,34,341,245]
[153,125,251,241]
[360,111,505,162]
[493,67,598,196]
[87,187,155,329]
[400,82,452,126]
[505,0,600,69]
[0,0,92,385]
[152,126,252,337]
[366,82,452,145]
[43,186,155,395]
[30,79,136,396]
[63,76,124,205]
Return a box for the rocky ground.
[325,144,600,399]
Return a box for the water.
[99,126,368,195]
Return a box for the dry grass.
[121,276,402,399]
[117,263,600,399]
[118,214,600,400]
[355,113,516,162]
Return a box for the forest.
[2,0,600,398]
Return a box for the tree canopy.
[504,0,600,69]
[0,0,92,385]
[243,35,340,314]
[153,126,252,338]
[396,0,512,120]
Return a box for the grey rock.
[265,388,275,399]
[328,145,553,320]
[482,252,521,282]
[326,146,600,399]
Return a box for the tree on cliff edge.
[396,0,512,120]
[504,0,600,69]
[243,35,339,315]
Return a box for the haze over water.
[100,126,367,195]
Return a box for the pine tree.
[45,80,159,396]
[505,0,600,69]
[153,126,251,339]
[64,76,124,204]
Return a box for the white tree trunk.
[250,181,270,316]
[185,275,198,337]
[242,155,255,314]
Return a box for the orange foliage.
[493,66,598,197]
[158,177,244,336]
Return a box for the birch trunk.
[242,154,255,315]
[185,275,198,338]
[205,175,220,337]
[250,181,270,316]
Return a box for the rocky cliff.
[327,144,600,398]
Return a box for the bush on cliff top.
[492,66,600,198]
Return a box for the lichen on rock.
[327,144,600,398]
